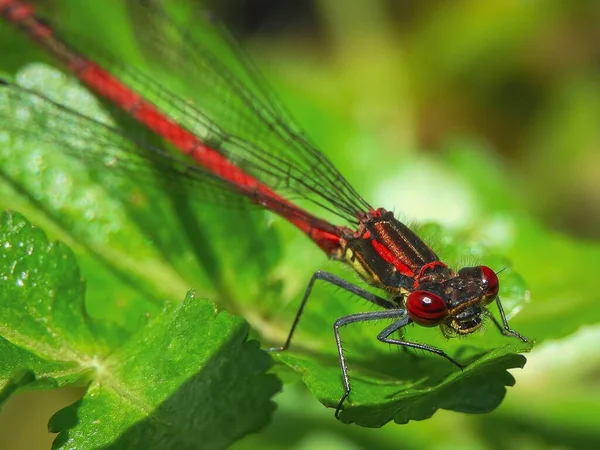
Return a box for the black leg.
[376,321,464,369]
[490,297,529,342]
[332,309,411,418]
[267,270,394,352]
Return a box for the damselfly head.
[440,265,501,335]
[406,265,501,334]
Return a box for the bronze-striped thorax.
[340,209,453,294]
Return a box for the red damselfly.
[0,0,528,417]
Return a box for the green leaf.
[0,211,280,449]
[281,350,525,427]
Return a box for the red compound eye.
[406,290,448,327]
[479,265,499,303]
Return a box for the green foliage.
[1,0,600,449]
[0,212,280,449]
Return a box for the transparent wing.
[34,0,372,225]
[0,80,258,209]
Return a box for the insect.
[0,0,528,417]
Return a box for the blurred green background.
[213,0,600,240]
[1,0,599,449]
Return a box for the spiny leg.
[489,297,529,342]
[377,320,464,369]
[332,309,411,418]
[267,270,393,352]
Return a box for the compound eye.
[406,290,448,327]
[479,265,499,303]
